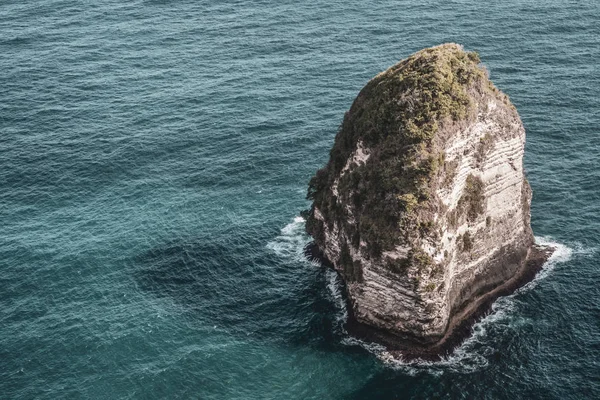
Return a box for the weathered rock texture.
[305,43,550,358]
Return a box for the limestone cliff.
[304,43,551,358]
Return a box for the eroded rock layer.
[305,43,547,357]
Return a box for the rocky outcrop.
[304,44,552,359]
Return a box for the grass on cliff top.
[342,43,484,155]
[307,44,487,261]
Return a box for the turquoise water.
[1,1,599,398]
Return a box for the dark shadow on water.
[133,229,359,353]
[134,231,569,399]
[343,366,562,400]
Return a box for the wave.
[325,269,348,330]
[514,236,572,293]
[265,216,311,261]
[329,236,585,373]
[269,217,589,374]
[345,236,585,373]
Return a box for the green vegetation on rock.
[475,132,495,166]
[338,241,364,282]
[460,231,473,252]
[306,44,488,259]
[458,174,485,222]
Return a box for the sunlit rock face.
[305,44,542,356]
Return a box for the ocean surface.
[1,1,599,398]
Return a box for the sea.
[1,1,599,398]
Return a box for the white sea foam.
[268,217,583,374]
[268,216,350,334]
[266,216,310,260]
[328,237,578,374]
[325,269,348,332]
[513,236,572,293]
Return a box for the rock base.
[306,243,555,361]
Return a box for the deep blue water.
[1,1,599,398]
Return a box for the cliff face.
[305,44,544,356]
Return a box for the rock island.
[304,43,553,360]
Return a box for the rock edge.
[304,43,552,360]
[306,243,554,360]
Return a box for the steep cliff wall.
[305,43,550,358]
